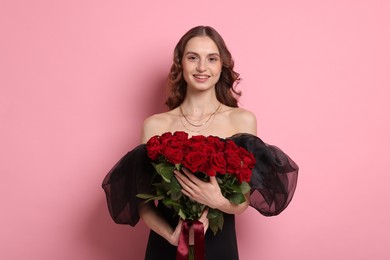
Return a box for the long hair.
[165,26,242,110]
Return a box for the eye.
[208,56,219,62]
[187,55,199,61]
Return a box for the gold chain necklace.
[179,102,222,127]
[179,103,222,133]
[179,116,206,133]
[179,110,218,133]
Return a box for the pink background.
[1,0,389,259]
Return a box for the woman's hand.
[174,168,250,214]
[169,208,209,246]
[199,207,209,232]
[168,219,183,246]
[174,168,227,209]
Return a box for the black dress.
[102,133,298,259]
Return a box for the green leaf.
[208,210,224,235]
[207,208,219,219]
[178,209,186,220]
[228,192,246,204]
[170,176,182,193]
[154,163,175,182]
[229,184,242,192]
[136,193,155,199]
[217,213,224,230]
[162,198,181,207]
[161,181,171,192]
[156,189,165,196]
[136,194,165,203]
[209,222,219,236]
[171,190,182,200]
[152,183,165,191]
[240,181,251,194]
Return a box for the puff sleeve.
[102,144,154,226]
[231,134,299,216]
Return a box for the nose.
[196,59,206,72]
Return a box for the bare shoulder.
[141,110,177,143]
[229,107,257,123]
[225,107,257,135]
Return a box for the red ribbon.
[176,220,205,260]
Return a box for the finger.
[174,169,187,179]
[202,218,209,227]
[175,219,183,231]
[200,215,209,233]
[203,221,209,233]
[181,167,194,178]
[175,175,196,198]
[181,188,191,197]
[175,171,194,190]
[209,176,218,185]
[200,208,209,220]
[175,170,193,185]
[181,168,202,185]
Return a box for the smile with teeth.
[194,74,210,79]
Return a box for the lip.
[193,74,210,78]
[193,74,210,82]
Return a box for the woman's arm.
[138,202,182,245]
[139,116,182,245]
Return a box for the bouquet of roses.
[137,131,256,235]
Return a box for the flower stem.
[188,245,194,260]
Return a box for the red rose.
[225,140,239,153]
[199,159,214,176]
[160,132,173,146]
[182,150,207,173]
[202,143,216,156]
[170,132,188,151]
[237,167,252,183]
[146,136,162,160]
[239,147,256,169]
[173,131,188,141]
[226,153,242,174]
[209,152,226,175]
[185,137,206,151]
[206,136,225,150]
[161,145,183,164]
[190,135,207,142]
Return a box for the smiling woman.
[181,37,222,92]
[102,25,298,260]
[165,26,242,111]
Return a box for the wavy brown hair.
[165,26,242,110]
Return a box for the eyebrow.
[184,51,220,57]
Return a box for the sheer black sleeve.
[230,134,299,216]
[102,144,154,226]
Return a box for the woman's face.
[181,36,222,92]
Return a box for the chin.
[188,81,219,91]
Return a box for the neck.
[181,90,220,117]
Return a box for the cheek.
[214,61,222,72]
[182,62,193,74]
[212,66,222,77]
[181,62,190,81]
[183,74,189,84]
